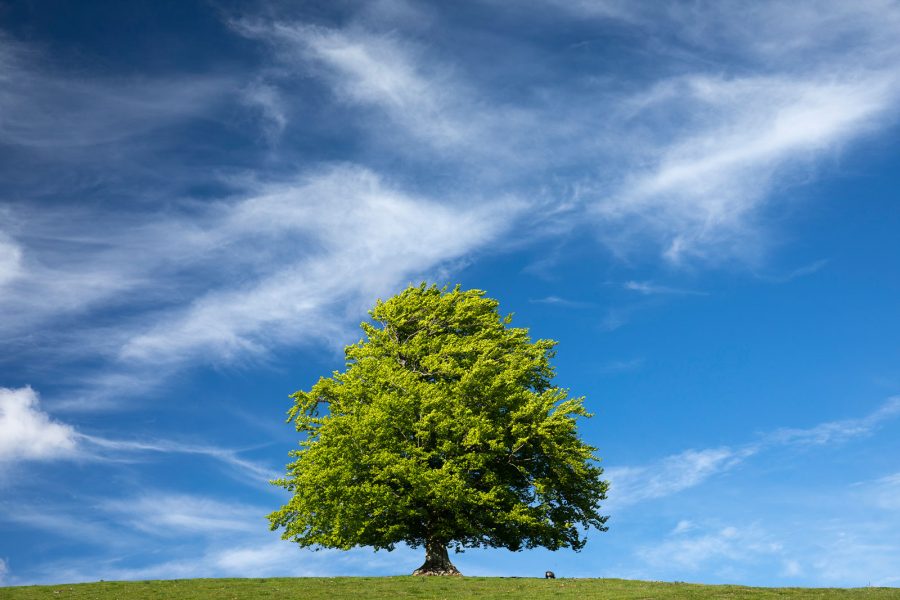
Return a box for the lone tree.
[269,284,608,575]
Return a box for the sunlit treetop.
[269,283,608,575]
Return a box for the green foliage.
[268,283,609,556]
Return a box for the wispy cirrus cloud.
[238,1,900,264]
[2,164,521,408]
[79,435,281,484]
[628,510,900,586]
[6,0,900,412]
[0,34,234,151]
[608,447,753,509]
[0,232,22,286]
[117,166,517,368]
[16,539,418,586]
[767,397,900,446]
[5,488,421,585]
[597,358,644,375]
[623,281,706,296]
[0,386,277,483]
[1,24,524,412]
[637,523,783,574]
[230,18,538,168]
[857,472,900,511]
[755,258,830,284]
[0,504,137,548]
[596,73,898,263]
[240,80,289,143]
[529,295,596,308]
[238,21,473,150]
[607,396,900,508]
[541,1,900,262]
[99,493,265,536]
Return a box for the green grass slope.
[1,577,898,599]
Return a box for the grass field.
[2,577,899,599]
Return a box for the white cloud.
[0,557,8,584]
[7,0,899,406]
[606,447,752,508]
[529,295,595,308]
[181,544,405,581]
[232,18,546,176]
[782,559,803,577]
[623,281,705,296]
[0,35,234,150]
[672,520,695,535]
[767,259,829,283]
[596,72,898,263]
[596,358,644,375]
[1,485,422,584]
[80,435,280,484]
[607,397,900,508]
[525,0,900,262]
[270,0,900,264]
[631,505,900,586]
[0,386,277,483]
[19,537,420,584]
[241,80,288,142]
[233,22,476,151]
[0,387,78,462]
[856,472,900,511]
[100,493,265,536]
[117,166,517,368]
[1,165,520,408]
[637,524,782,572]
[804,520,900,587]
[0,505,133,547]
[3,0,900,422]
[0,232,22,286]
[767,396,900,446]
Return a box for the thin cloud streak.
[607,396,900,508]
[2,165,522,408]
[783,259,830,281]
[231,18,537,167]
[529,295,596,308]
[79,434,282,484]
[759,259,830,284]
[596,358,644,375]
[623,281,706,296]
[596,72,899,263]
[5,0,900,411]
[539,0,900,262]
[0,385,279,484]
[0,34,234,150]
[238,0,900,264]
[636,523,782,573]
[0,506,136,548]
[99,493,266,536]
[855,472,900,511]
[117,166,519,367]
[14,541,418,586]
[0,485,419,585]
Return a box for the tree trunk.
[412,539,461,576]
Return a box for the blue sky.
[1,0,899,588]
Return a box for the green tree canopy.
[269,283,608,575]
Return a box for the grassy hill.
[2,577,899,599]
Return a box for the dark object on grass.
[545,571,556,579]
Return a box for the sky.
[1,0,899,588]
